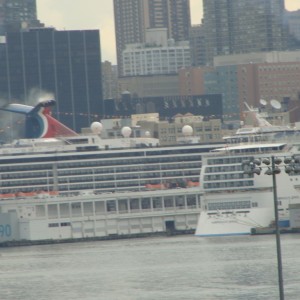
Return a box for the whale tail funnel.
[0,99,78,138]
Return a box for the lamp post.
[243,155,285,300]
[270,156,284,300]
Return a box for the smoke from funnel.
[25,88,55,106]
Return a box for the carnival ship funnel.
[0,99,78,138]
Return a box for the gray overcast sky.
[36,0,300,64]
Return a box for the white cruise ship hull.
[195,208,274,236]
[195,190,298,237]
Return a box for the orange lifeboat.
[145,183,166,190]
[0,193,15,199]
[49,191,59,196]
[15,192,26,197]
[187,181,200,187]
[16,191,38,197]
[24,192,37,197]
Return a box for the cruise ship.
[0,99,222,244]
[195,103,300,236]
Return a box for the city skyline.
[37,0,300,64]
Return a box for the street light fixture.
[267,156,284,300]
[242,155,300,300]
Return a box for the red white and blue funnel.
[0,99,77,138]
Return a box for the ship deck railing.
[204,187,272,194]
[208,141,294,157]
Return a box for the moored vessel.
[0,99,222,244]
[195,103,300,236]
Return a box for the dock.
[251,227,300,235]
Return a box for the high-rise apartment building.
[113,0,191,76]
[0,0,42,34]
[202,0,288,65]
[189,25,206,67]
[286,10,300,49]
[146,0,191,42]
[113,0,146,77]
[102,61,118,101]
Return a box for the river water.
[0,234,300,300]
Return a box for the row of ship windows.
[204,173,248,181]
[61,173,196,183]
[207,200,251,211]
[58,164,200,175]
[0,158,201,172]
[205,165,244,173]
[0,173,198,188]
[0,164,200,179]
[3,148,203,160]
[0,177,200,193]
[60,169,198,177]
[0,170,199,185]
[1,148,203,161]
[1,171,53,179]
[49,222,71,228]
[204,180,253,189]
[207,157,250,165]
